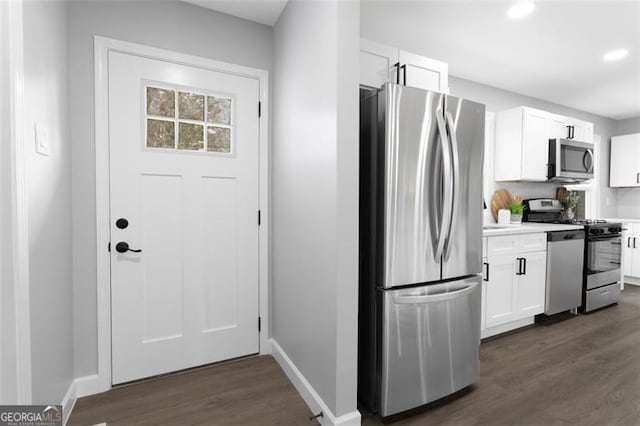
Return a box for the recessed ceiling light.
[507,2,536,19]
[603,49,628,62]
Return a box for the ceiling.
[183,0,287,26]
[361,1,639,120]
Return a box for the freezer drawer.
[380,276,481,416]
[584,282,620,312]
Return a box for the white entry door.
[108,51,260,384]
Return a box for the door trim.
[94,36,270,393]
[1,0,33,404]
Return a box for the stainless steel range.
[580,220,623,313]
[523,199,623,314]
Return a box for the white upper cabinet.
[360,38,448,93]
[495,106,594,182]
[360,39,399,90]
[610,133,640,188]
[495,107,549,181]
[397,50,448,93]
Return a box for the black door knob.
[116,218,129,229]
[115,241,142,253]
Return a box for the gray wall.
[68,1,273,377]
[448,76,619,218]
[613,116,640,218]
[272,0,359,417]
[616,117,640,136]
[23,0,74,403]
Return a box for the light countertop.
[483,222,585,237]
[603,218,640,223]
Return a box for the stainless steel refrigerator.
[358,83,485,417]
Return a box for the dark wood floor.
[69,356,312,425]
[71,286,640,425]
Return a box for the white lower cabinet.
[623,222,640,283]
[485,254,519,328]
[481,233,547,338]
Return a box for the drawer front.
[584,282,620,312]
[487,235,519,257]
[517,233,547,253]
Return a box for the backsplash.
[616,188,640,218]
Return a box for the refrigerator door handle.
[434,110,453,262]
[443,111,460,261]
[392,281,479,305]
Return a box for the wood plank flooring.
[69,356,312,425]
[71,286,640,425]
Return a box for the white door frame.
[1,0,32,404]
[94,36,270,393]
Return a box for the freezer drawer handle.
[392,282,478,305]
[483,262,490,282]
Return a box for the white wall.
[448,76,619,218]
[22,0,74,404]
[613,117,640,218]
[67,0,273,378]
[272,0,359,419]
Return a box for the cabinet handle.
[522,257,527,275]
[629,237,632,248]
[400,64,407,86]
[566,125,572,139]
[635,237,637,249]
[516,257,522,275]
[483,262,490,282]
[394,62,400,84]
[637,172,639,184]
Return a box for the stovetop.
[526,218,623,235]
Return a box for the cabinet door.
[485,254,518,328]
[567,120,593,143]
[360,39,399,89]
[610,134,640,188]
[398,50,448,92]
[521,108,549,181]
[631,224,640,278]
[547,113,571,139]
[516,251,546,318]
[623,225,633,277]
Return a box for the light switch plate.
[35,123,50,156]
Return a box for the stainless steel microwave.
[547,138,594,183]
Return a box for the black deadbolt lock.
[116,218,129,229]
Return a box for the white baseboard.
[269,339,361,426]
[61,380,77,425]
[481,317,534,339]
[74,374,100,398]
[624,276,640,286]
[59,374,101,425]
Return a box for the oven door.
[585,235,622,290]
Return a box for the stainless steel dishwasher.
[544,230,585,315]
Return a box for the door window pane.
[146,87,175,118]
[207,126,231,153]
[178,91,205,121]
[146,119,175,148]
[207,97,231,125]
[178,123,204,151]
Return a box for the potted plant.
[509,197,524,224]
[559,190,580,221]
